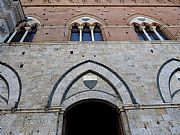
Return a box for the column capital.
[25,27,31,31]
[90,26,94,30]
[14,27,20,32]
[140,26,146,29]
[151,26,156,29]
[78,26,83,30]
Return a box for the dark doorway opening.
[63,100,123,135]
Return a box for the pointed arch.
[62,99,126,135]
[60,70,124,109]
[129,14,174,41]
[47,60,137,109]
[128,13,165,26]
[66,14,107,26]
[157,58,180,103]
[0,61,22,109]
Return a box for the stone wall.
[0,42,179,134]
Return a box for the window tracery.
[70,17,103,41]
[131,16,169,41]
[4,16,40,43]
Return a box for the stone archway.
[62,99,125,135]
[47,60,137,108]
[47,60,134,135]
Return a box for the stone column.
[20,27,30,42]
[151,26,164,41]
[141,26,152,41]
[79,26,83,42]
[7,28,18,43]
[56,110,65,135]
[90,26,95,41]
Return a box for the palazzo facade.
[0,0,180,135]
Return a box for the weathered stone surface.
[0,42,179,135]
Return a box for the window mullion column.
[141,26,152,41]
[20,27,30,43]
[7,28,18,43]
[90,26,95,41]
[79,26,83,42]
[151,26,164,41]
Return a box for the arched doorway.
[62,99,124,135]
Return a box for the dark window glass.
[4,33,13,43]
[158,31,169,40]
[94,25,103,41]
[71,25,79,41]
[82,24,91,41]
[156,26,169,40]
[24,26,37,42]
[134,26,147,41]
[147,31,159,40]
[24,31,36,42]
[136,31,148,41]
[11,28,25,42]
[145,26,159,40]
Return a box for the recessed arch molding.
[157,58,180,103]
[47,60,137,108]
[0,61,22,109]
[61,70,122,103]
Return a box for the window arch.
[82,24,91,41]
[94,24,103,41]
[10,26,27,42]
[71,24,80,41]
[131,16,169,41]
[4,17,40,43]
[70,17,103,41]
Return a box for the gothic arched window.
[82,24,91,41]
[5,16,41,43]
[70,17,104,41]
[11,27,26,42]
[5,25,37,43]
[71,24,80,41]
[131,17,170,41]
[94,24,103,41]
